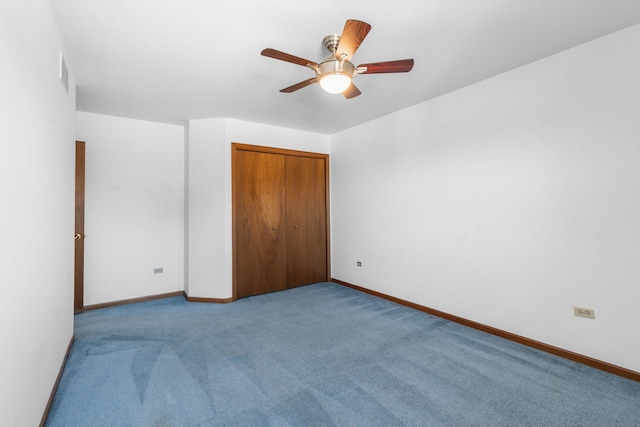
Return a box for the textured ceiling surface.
[50,0,640,134]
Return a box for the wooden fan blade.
[343,82,361,99]
[261,48,318,68]
[280,77,317,93]
[335,20,371,60]
[357,59,414,74]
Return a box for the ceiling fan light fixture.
[261,19,413,99]
[317,58,355,94]
[319,72,352,94]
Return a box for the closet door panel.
[236,150,287,298]
[285,155,328,288]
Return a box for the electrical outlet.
[356,261,362,267]
[153,267,164,274]
[574,306,595,319]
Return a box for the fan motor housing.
[316,59,356,77]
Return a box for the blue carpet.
[47,282,640,426]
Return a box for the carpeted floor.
[46,282,640,426]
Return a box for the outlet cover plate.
[574,306,595,319]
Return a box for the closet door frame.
[231,142,331,300]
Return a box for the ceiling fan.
[261,19,414,99]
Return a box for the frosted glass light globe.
[319,73,351,94]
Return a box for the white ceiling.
[50,0,640,134]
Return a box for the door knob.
[295,225,299,229]
[272,226,277,230]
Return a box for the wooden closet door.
[285,155,328,288]
[235,150,287,298]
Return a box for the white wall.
[76,112,185,305]
[330,24,640,373]
[187,118,227,298]
[187,118,330,298]
[0,1,76,425]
